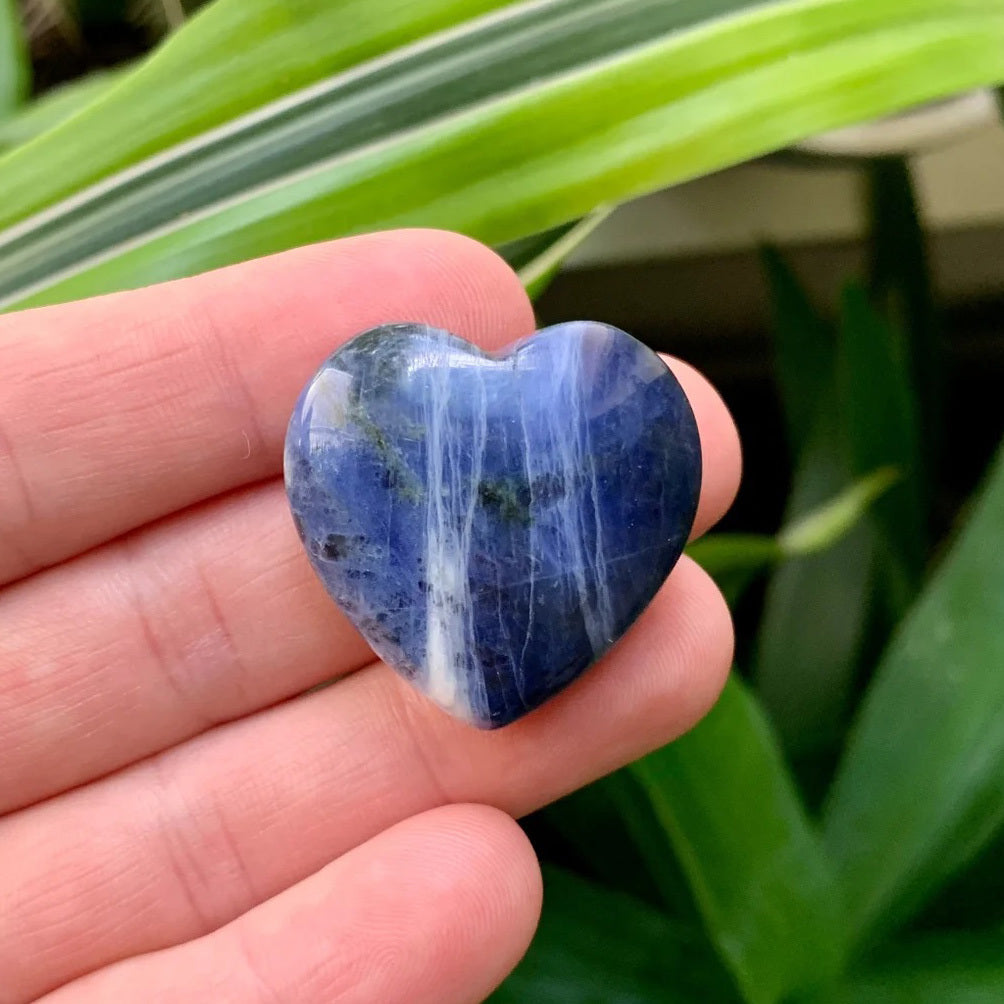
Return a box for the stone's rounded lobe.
[284,321,701,728]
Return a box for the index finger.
[0,230,535,586]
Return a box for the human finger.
[39,804,541,1004]
[0,230,534,585]
[662,356,741,538]
[0,557,731,1000]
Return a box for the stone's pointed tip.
[285,321,700,728]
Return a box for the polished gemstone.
[284,321,701,727]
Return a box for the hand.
[0,231,740,1003]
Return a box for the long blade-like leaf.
[918,827,1004,931]
[0,0,29,117]
[497,206,612,300]
[5,2,1004,308]
[824,441,1004,951]
[866,157,942,483]
[760,245,834,461]
[754,374,874,758]
[838,282,926,617]
[535,771,702,915]
[687,534,782,607]
[840,929,1004,1003]
[0,0,517,226]
[492,867,739,1003]
[515,207,612,299]
[0,69,124,152]
[630,676,843,1004]
[778,466,899,555]
[497,219,585,274]
[756,237,926,767]
[689,467,897,606]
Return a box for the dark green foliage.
[866,157,942,481]
[753,257,873,764]
[504,161,1004,1003]
[491,868,740,1004]
[824,443,1004,952]
[0,0,29,116]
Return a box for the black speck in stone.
[319,532,362,561]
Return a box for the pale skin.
[0,231,741,1003]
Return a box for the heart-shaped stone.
[284,321,701,727]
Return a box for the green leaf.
[839,929,1004,1004]
[918,826,1004,931]
[535,772,702,916]
[760,245,834,460]
[689,469,896,607]
[866,157,941,482]
[838,281,926,617]
[6,1,1004,308]
[497,206,611,300]
[755,268,922,761]
[0,0,29,117]
[497,220,584,274]
[0,0,517,227]
[630,676,843,1004]
[492,867,739,1004]
[0,70,125,152]
[687,534,782,607]
[754,383,874,758]
[513,207,611,300]
[823,441,1004,952]
[777,466,899,555]
[755,246,849,741]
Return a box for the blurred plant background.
[3,0,1004,1000]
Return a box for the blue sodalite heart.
[284,321,701,728]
